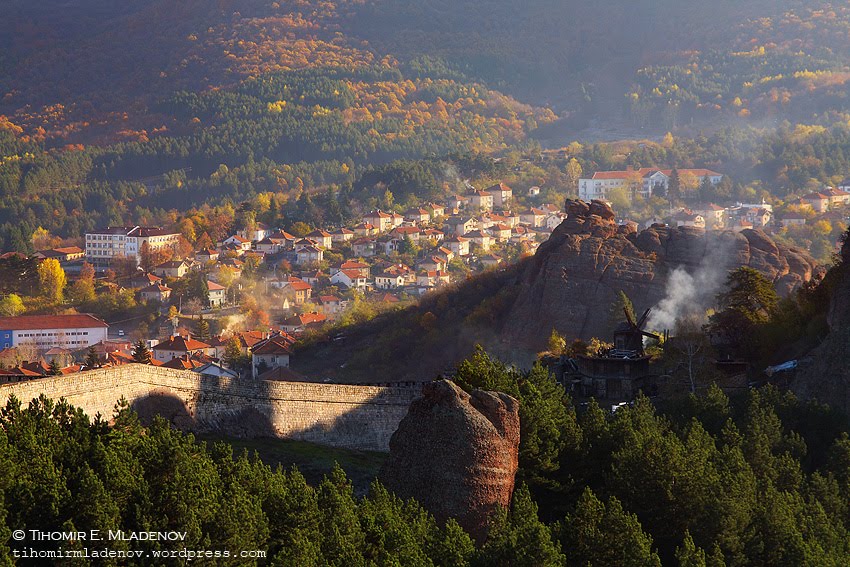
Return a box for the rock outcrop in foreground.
[792,245,850,412]
[505,200,816,347]
[380,380,519,541]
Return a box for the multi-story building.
[0,314,108,350]
[85,226,180,266]
[578,168,723,201]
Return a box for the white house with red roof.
[487,182,513,207]
[444,236,470,256]
[307,229,333,249]
[519,208,547,227]
[363,210,394,232]
[222,234,253,252]
[802,192,830,213]
[330,268,370,289]
[578,168,723,201]
[331,227,355,243]
[139,283,172,303]
[0,314,108,351]
[281,312,327,334]
[295,245,324,265]
[404,208,431,225]
[463,230,492,252]
[207,280,226,307]
[469,190,494,211]
[823,187,850,207]
[250,333,293,378]
[151,335,213,362]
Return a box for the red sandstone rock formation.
[505,199,816,347]
[379,379,520,542]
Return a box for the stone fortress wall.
[0,365,421,451]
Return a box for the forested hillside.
[2,365,849,564]
[4,1,850,255]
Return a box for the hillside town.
[0,183,568,382]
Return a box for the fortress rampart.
[0,365,421,451]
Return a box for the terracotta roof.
[152,335,210,352]
[365,210,392,218]
[282,312,327,327]
[140,283,171,293]
[52,246,84,255]
[251,337,292,355]
[804,192,830,200]
[162,356,206,370]
[283,276,312,291]
[206,281,225,291]
[392,227,420,235]
[339,268,365,280]
[0,313,108,330]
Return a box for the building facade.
[0,314,109,350]
[85,226,180,265]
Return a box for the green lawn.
[198,435,387,495]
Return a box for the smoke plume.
[647,239,732,331]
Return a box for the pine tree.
[669,168,681,201]
[84,345,100,369]
[676,531,707,567]
[195,315,211,342]
[479,483,565,566]
[132,339,152,364]
[223,336,243,370]
[48,359,63,375]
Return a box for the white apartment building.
[85,226,181,265]
[0,314,108,350]
[578,168,722,202]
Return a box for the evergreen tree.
[561,488,660,567]
[676,531,707,567]
[84,345,100,369]
[131,339,152,364]
[607,290,636,333]
[48,359,63,375]
[195,315,211,342]
[669,168,681,201]
[478,484,565,566]
[223,336,244,370]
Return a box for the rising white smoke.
[647,240,731,332]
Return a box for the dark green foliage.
[477,484,565,567]
[47,359,62,375]
[454,347,580,487]
[131,339,151,364]
[1,364,850,565]
[83,345,100,369]
[194,315,211,342]
[0,396,485,565]
[560,488,660,566]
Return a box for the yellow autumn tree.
[38,258,67,304]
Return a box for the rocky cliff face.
[505,200,815,348]
[379,380,520,542]
[791,245,850,412]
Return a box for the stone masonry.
[0,365,421,451]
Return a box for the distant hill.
[4,0,850,144]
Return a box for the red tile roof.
[152,335,211,352]
[0,313,108,330]
[251,337,292,355]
